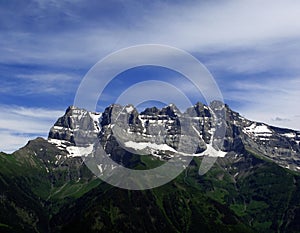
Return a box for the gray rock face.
[48,106,101,146]
[47,103,300,172]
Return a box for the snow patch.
[282,132,296,138]
[192,143,227,158]
[244,123,272,137]
[66,144,94,157]
[125,106,134,113]
[53,126,64,130]
[48,138,69,147]
[97,164,103,173]
[124,141,176,153]
[89,112,101,123]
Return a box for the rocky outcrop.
[47,103,300,172]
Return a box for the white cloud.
[0,105,64,153]
[226,77,300,130]
[0,131,31,153]
[1,0,300,67]
[16,73,75,82]
[164,0,300,49]
[205,40,300,75]
[0,72,80,95]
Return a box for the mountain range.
[1,102,300,233]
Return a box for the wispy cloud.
[0,105,64,153]
[16,73,80,94]
[1,1,300,67]
[272,117,291,122]
[0,72,81,95]
[0,131,32,153]
[205,40,300,75]
[224,77,300,130]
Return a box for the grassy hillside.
[1,146,300,232]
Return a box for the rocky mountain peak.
[47,102,300,172]
[159,104,181,118]
[185,102,211,117]
[140,106,160,116]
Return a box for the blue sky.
[1,0,300,152]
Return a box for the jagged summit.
[185,102,211,117]
[47,102,300,172]
[140,106,160,115]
